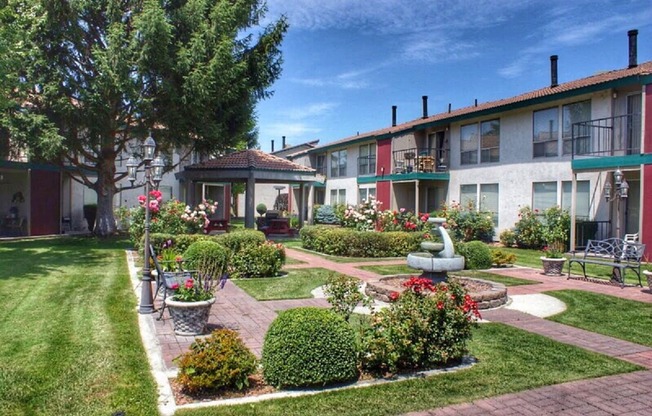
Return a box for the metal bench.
[149,244,196,320]
[567,238,645,287]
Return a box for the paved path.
[147,248,652,415]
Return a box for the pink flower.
[170,283,180,290]
[184,279,194,289]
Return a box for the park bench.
[567,237,645,287]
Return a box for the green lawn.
[231,268,336,300]
[0,237,157,416]
[546,290,652,347]
[176,323,640,416]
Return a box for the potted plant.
[643,268,652,291]
[540,242,567,275]
[540,207,570,276]
[165,241,229,336]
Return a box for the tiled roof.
[186,149,315,172]
[316,61,652,151]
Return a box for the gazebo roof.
[185,149,314,173]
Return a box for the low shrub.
[175,329,257,394]
[215,229,266,253]
[314,205,340,225]
[183,240,230,287]
[492,249,516,267]
[149,233,210,254]
[229,241,285,278]
[499,229,516,247]
[262,307,358,388]
[323,273,371,321]
[360,278,480,375]
[438,201,495,242]
[459,240,493,270]
[513,206,544,249]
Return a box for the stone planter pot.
[165,296,215,336]
[540,257,566,276]
[643,270,652,291]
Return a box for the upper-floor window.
[330,149,347,177]
[533,107,559,157]
[315,154,326,175]
[460,124,478,165]
[562,100,591,155]
[461,119,500,165]
[358,143,376,176]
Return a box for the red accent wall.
[376,138,392,176]
[646,85,652,153]
[376,181,391,210]
[643,85,652,258]
[30,169,61,236]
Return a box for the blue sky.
[255,0,652,152]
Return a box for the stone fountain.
[406,217,465,282]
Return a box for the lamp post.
[127,133,164,314]
[604,169,629,239]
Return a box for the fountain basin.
[407,252,465,272]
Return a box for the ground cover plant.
[0,237,157,416]
[176,323,640,416]
[545,290,652,346]
[231,268,334,300]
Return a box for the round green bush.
[262,307,358,388]
[256,203,267,216]
[462,240,493,270]
[230,241,285,278]
[176,329,257,393]
[182,240,229,279]
[214,229,266,253]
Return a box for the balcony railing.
[570,113,641,158]
[392,148,449,174]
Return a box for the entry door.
[625,179,640,235]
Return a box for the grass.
[176,322,640,416]
[0,237,157,416]
[545,290,652,347]
[357,264,538,287]
[231,268,337,300]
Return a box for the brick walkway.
[145,248,652,414]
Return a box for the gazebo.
[175,149,319,229]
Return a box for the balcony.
[570,113,641,158]
[392,148,449,174]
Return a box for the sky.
[254,0,652,153]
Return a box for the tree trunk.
[93,156,118,237]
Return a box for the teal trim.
[311,181,325,188]
[572,153,652,171]
[0,159,63,172]
[357,171,450,184]
[307,74,652,153]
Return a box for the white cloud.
[262,122,321,141]
[291,68,377,90]
[280,102,338,120]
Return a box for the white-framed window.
[480,119,500,163]
[460,184,477,206]
[480,183,499,226]
[358,143,376,176]
[330,189,346,205]
[562,100,591,155]
[330,150,347,177]
[460,124,478,165]
[159,185,173,201]
[532,181,557,212]
[358,187,376,203]
[533,107,559,157]
[561,180,590,220]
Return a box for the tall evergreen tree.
[0,0,287,236]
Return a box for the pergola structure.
[176,149,319,228]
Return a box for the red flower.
[170,283,180,290]
[389,291,400,302]
[184,279,194,289]
[437,301,444,310]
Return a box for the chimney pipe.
[271,140,275,152]
[628,29,638,68]
[392,105,397,127]
[550,55,558,88]
[422,96,428,118]
[282,136,286,149]
[474,98,478,107]
[448,103,451,113]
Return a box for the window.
[460,184,477,207]
[562,100,591,155]
[460,124,478,165]
[315,154,326,175]
[159,185,173,201]
[533,107,559,157]
[533,182,557,212]
[358,187,376,203]
[562,181,590,220]
[480,119,500,163]
[330,189,346,205]
[330,150,347,177]
[358,143,376,175]
[480,184,499,226]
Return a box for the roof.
[271,140,319,158]
[185,149,315,173]
[312,61,652,153]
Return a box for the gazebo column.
[298,183,306,226]
[245,170,256,229]
[307,184,314,224]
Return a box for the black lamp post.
[127,133,164,314]
[604,169,629,239]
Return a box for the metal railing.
[574,220,611,249]
[570,113,641,158]
[392,148,449,174]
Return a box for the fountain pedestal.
[407,217,464,283]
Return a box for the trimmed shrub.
[262,307,358,388]
[492,249,516,267]
[183,240,229,280]
[256,203,267,216]
[149,233,210,254]
[214,229,266,254]
[360,278,480,374]
[460,240,493,270]
[499,229,516,247]
[230,241,285,278]
[314,205,340,225]
[175,329,257,393]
